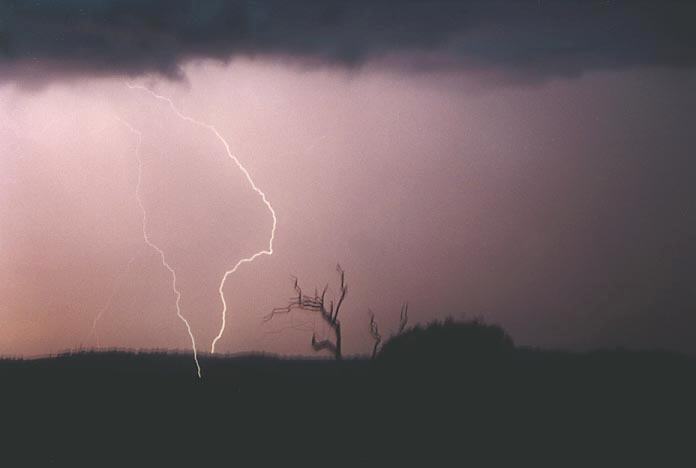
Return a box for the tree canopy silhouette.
[377,317,514,364]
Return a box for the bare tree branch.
[368,310,382,360]
[267,264,347,360]
[332,264,348,322]
[311,335,338,355]
[368,302,409,359]
[398,303,409,335]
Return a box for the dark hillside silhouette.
[2,319,695,465]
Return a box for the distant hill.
[2,319,695,465]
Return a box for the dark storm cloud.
[0,0,694,84]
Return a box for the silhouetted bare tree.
[368,303,408,359]
[368,310,381,360]
[266,264,348,360]
[397,303,409,335]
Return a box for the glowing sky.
[1,1,695,358]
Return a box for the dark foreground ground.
[2,323,696,465]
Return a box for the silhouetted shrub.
[377,317,514,365]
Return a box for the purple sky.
[1,2,695,359]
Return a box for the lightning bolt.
[116,116,202,378]
[125,83,277,359]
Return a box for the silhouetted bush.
[377,317,514,364]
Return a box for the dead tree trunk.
[266,264,348,360]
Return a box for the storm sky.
[1,1,695,358]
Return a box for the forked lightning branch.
[108,84,278,378]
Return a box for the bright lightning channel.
[116,116,202,378]
[126,83,278,359]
